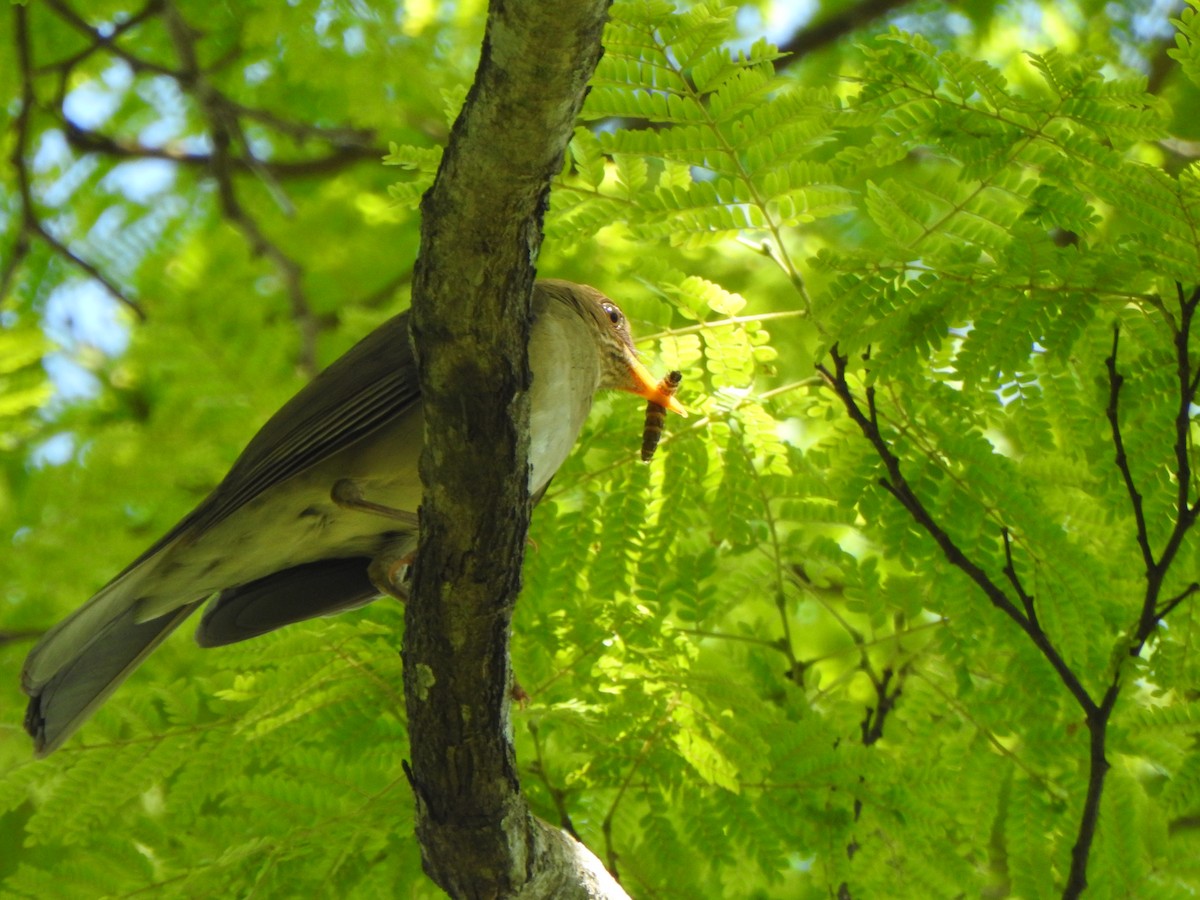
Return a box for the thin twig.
[860,666,901,746]
[1158,582,1200,620]
[227,98,377,146]
[61,120,384,177]
[775,0,911,65]
[911,668,1069,801]
[527,722,581,840]
[162,1,317,375]
[0,628,44,649]
[9,3,145,320]
[0,236,31,306]
[600,716,668,881]
[1002,528,1037,624]
[750,452,804,682]
[41,0,174,76]
[1106,326,1155,571]
[673,627,787,651]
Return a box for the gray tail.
[24,558,381,755]
[195,557,378,648]
[23,601,203,757]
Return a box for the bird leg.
[334,484,531,702]
[330,478,420,528]
[330,479,418,601]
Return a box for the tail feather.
[23,558,383,755]
[195,557,378,648]
[22,563,162,690]
[23,601,202,757]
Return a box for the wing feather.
[115,311,419,575]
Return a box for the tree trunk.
[403,1,625,897]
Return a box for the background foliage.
[3,0,1200,897]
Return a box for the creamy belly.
[527,305,601,491]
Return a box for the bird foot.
[368,550,413,602]
[511,680,530,707]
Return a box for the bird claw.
[366,546,414,601]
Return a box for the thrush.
[21,279,684,756]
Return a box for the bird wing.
[194,556,380,648]
[119,310,421,575]
[25,601,204,756]
[23,313,419,734]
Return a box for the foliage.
[4,0,1200,897]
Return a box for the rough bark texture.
[403,1,621,898]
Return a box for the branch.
[1063,684,1118,900]
[775,0,911,66]
[62,119,385,178]
[528,722,582,840]
[0,236,31,307]
[225,98,380,146]
[44,0,385,190]
[0,628,43,650]
[1109,292,1200,654]
[403,0,622,896]
[27,2,390,356]
[1105,325,1155,571]
[600,720,666,880]
[818,348,1126,900]
[8,5,145,320]
[1002,527,1037,625]
[1159,284,1200,566]
[860,666,901,746]
[1069,299,1200,898]
[41,0,174,77]
[162,2,319,376]
[1159,582,1200,620]
[816,349,1097,717]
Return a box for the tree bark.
[403,1,624,898]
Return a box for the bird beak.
[623,356,688,417]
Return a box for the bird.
[21,279,685,756]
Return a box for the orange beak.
[624,357,687,416]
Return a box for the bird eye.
[602,302,623,326]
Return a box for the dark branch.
[1158,582,1200,620]
[775,0,911,66]
[818,348,1129,900]
[8,4,145,320]
[40,0,175,77]
[1105,325,1154,571]
[43,0,384,156]
[1068,294,1200,898]
[1171,283,1198,525]
[1107,288,1200,656]
[161,1,318,376]
[1063,684,1118,900]
[62,119,385,177]
[860,666,901,746]
[1002,528,1037,625]
[816,349,1097,717]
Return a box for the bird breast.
[527,306,602,494]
